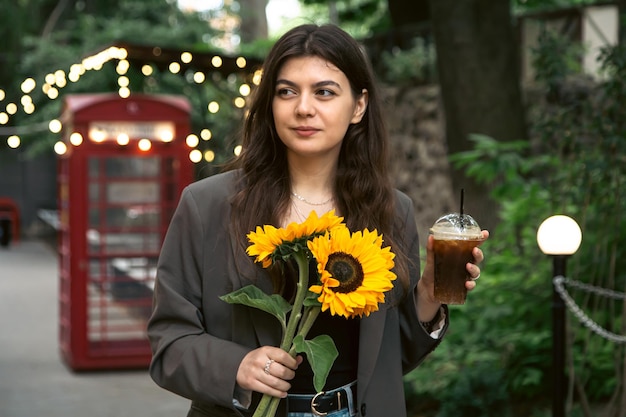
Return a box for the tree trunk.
[239,0,269,43]
[388,0,429,27]
[428,0,527,230]
[619,0,626,44]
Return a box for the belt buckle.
[311,390,342,416]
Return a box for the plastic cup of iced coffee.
[430,213,483,305]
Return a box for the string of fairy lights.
[0,45,263,163]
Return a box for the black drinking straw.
[460,188,464,216]
[460,188,465,228]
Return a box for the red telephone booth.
[58,93,193,370]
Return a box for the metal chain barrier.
[553,275,626,344]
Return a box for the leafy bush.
[405,35,626,417]
[437,366,511,417]
[380,37,437,86]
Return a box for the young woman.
[148,24,488,417]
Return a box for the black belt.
[287,383,356,416]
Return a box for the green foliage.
[3,0,252,175]
[380,37,437,86]
[219,284,293,327]
[512,0,606,15]
[300,0,391,37]
[293,334,338,392]
[405,29,626,417]
[239,37,275,59]
[437,366,512,417]
[530,29,584,93]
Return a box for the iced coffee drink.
[430,213,483,305]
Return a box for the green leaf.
[220,285,292,326]
[303,291,321,307]
[293,334,339,392]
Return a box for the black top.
[289,310,360,393]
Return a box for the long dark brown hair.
[227,24,409,297]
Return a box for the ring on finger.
[472,273,480,281]
[264,359,275,375]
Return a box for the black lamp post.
[537,215,582,417]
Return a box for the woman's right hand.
[236,346,302,398]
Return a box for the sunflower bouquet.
[220,210,396,417]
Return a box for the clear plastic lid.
[430,213,482,240]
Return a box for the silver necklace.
[290,190,333,206]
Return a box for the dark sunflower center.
[326,251,364,293]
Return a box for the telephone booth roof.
[63,93,191,123]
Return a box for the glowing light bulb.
[169,62,181,74]
[186,134,199,148]
[234,97,245,108]
[239,84,251,96]
[6,103,17,115]
[47,87,59,99]
[21,78,36,94]
[117,133,130,146]
[54,141,67,155]
[181,52,193,63]
[138,138,152,151]
[116,59,130,75]
[7,135,20,148]
[252,70,263,85]
[119,87,130,98]
[193,72,206,83]
[189,149,202,163]
[69,132,83,146]
[200,129,212,140]
[208,101,219,113]
[537,215,583,256]
[49,119,62,133]
[211,56,223,67]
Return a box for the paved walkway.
[0,240,189,417]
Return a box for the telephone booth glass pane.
[86,155,175,345]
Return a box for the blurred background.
[0,1,625,416]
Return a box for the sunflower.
[308,227,397,318]
[247,210,345,268]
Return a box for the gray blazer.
[148,170,447,417]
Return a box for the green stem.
[280,251,309,351]
[253,250,310,417]
[289,306,321,356]
[265,396,281,416]
[252,394,272,417]
[251,394,281,417]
